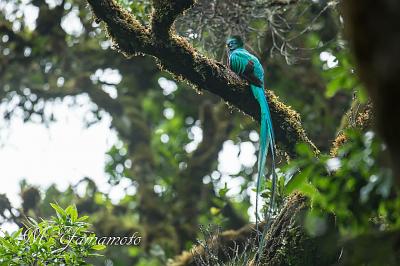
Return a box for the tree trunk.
[342,0,400,180]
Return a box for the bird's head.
[226,35,244,51]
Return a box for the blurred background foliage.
[286,131,397,236]
[0,0,395,265]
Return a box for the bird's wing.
[229,51,248,75]
[230,51,263,87]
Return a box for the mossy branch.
[151,0,195,36]
[88,0,152,55]
[169,193,315,266]
[330,100,373,156]
[86,0,319,156]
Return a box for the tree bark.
[342,0,400,180]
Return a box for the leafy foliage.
[0,204,105,265]
[319,49,368,102]
[285,130,398,235]
[105,142,132,185]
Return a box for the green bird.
[226,35,277,251]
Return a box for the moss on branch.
[151,0,195,36]
[86,0,319,157]
[330,100,373,156]
[170,193,339,266]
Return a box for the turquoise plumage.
[226,36,277,253]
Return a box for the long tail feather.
[258,98,277,255]
[251,85,277,261]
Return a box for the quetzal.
[226,36,277,245]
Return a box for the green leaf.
[219,183,229,198]
[325,75,343,98]
[11,228,23,239]
[50,203,67,218]
[299,183,320,199]
[65,205,78,222]
[77,215,89,222]
[285,166,314,194]
[355,85,368,103]
[91,244,106,251]
[210,207,220,215]
[295,143,313,158]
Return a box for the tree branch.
[330,99,373,156]
[86,0,319,157]
[88,0,152,55]
[266,0,299,8]
[169,193,314,266]
[151,0,195,36]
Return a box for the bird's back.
[230,48,264,86]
